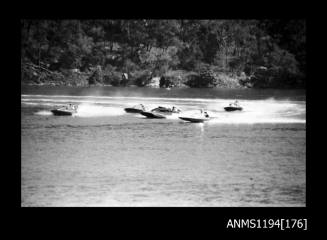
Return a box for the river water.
[21,86,306,206]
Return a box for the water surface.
[21,86,306,206]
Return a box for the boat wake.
[74,104,125,117]
[22,94,306,123]
[205,101,305,124]
[34,110,53,116]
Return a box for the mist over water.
[34,110,52,116]
[23,94,305,124]
[21,87,306,206]
[75,104,125,117]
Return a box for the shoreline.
[21,62,305,90]
[21,82,305,90]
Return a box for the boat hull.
[51,109,75,116]
[224,106,243,111]
[179,117,209,123]
[124,108,144,113]
[151,106,180,113]
[140,111,166,119]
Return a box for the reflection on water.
[21,87,306,206]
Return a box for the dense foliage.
[21,19,306,88]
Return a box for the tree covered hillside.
[21,19,306,88]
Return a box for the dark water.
[21,85,306,101]
[21,86,306,206]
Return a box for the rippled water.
[21,86,306,206]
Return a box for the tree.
[21,19,305,88]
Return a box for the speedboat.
[224,101,243,111]
[179,110,210,123]
[140,111,167,119]
[179,116,210,123]
[124,104,146,113]
[150,106,181,113]
[224,106,243,111]
[140,106,181,119]
[51,104,78,116]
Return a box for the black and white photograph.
[21,19,306,207]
